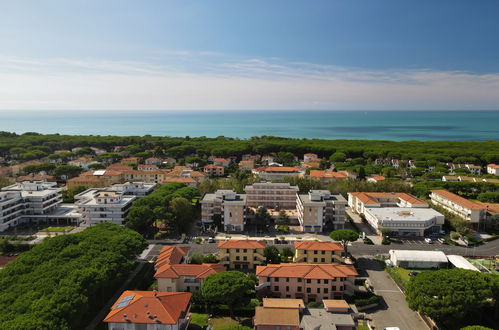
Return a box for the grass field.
[467,258,499,274]
[190,314,251,330]
[40,226,73,232]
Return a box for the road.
[356,257,429,330]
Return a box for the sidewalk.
[346,208,382,245]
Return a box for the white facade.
[296,190,347,232]
[109,182,156,197]
[244,182,299,209]
[430,190,485,224]
[487,164,499,175]
[200,190,246,231]
[389,250,448,269]
[348,192,428,215]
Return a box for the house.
[163,158,177,165]
[108,181,156,197]
[155,246,191,269]
[430,190,487,227]
[308,170,347,184]
[200,190,246,231]
[217,240,266,270]
[145,157,162,166]
[16,173,56,182]
[154,263,225,292]
[367,176,385,183]
[303,153,318,162]
[137,164,159,171]
[124,170,170,184]
[121,157,140,166]
[293,241,344,263]
[163,177,198,187]
[389,250,448,269]
[67,170,124,189]
[213,158,230,167]
[447,163,482,175]
[244,182,299,209]
[348,192,428,214]
[242,154,261,161]
[90,147,107,155]
[238,160,255,171]
[300,305,356,330]
[487,164,499,175]
[256,263,357,302]
[253,166,302,181]
[203,165,225,177]
[103,291,192,330]
[254,306,301,330]
[68,156,99,170]
[296,190,347,232]
[106,164,134,172]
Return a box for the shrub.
[381,237,391,245]
[354,295,380,307]
[363,237,374,245]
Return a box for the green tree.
[264,246,281,264]
[281,247,294,262]
[330,151,347,163]
[170,197,194,234]
[406,269,496,329]
[255,207,273,232]
[201,271,255,317]
[329,229,358,256]
[276,210,290,225]
[460,326,493,330]
[477,192,499,203]
[54,165,83,179]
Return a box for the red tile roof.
[488,164,499,169]
[256,263,357,279]
[349,192,427,206]
[204,165,224,169]
[154,263,225,279]
[257,166,301,173]
[431,190,486,210]
[217,240,267,249]
[293,241,344,251]
[309,170,347,179]
[107,164,133,171]
[155,246,190,268]
[163,177,197,183]
[103,291,191,324]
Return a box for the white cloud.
[0,55,498,110]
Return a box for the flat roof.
[365,207,443,221]
[390,250,448,263]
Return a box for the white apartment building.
[108,181,156,197]
[0,181,64,231]
[200,190,246,231]
[75,189,136,227]
[244,182,299,209]
[487,164,499,175]
[252,166,302,181]
[296,190,347,232]
[364,207,444,237]
[430,190,486,226]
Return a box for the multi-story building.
[430,190,487,227]
[123,170,170,184]
[348,192,428,214]
[256,263,357,302]
[75,189,136,227]
[296,190,347,232]
[0,181,63,231]
[154,263,225,292]
[303,153,318,162]
[200,190,246,231]
[253,166,302,181]
[145,157,162,166]
[137,164,159,171]
[217,240,266,270]
[67,170,124,189]
[308,170,347,184]
[447,163,482,175]
[103,291,192,330]
[238,160,255,171]
[109,181,156,197]
[487,164,499,175]
[213,158,230,167]
[244,182,299,209]
[203,165,225,177]
[293,241,344,263]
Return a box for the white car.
[424,238,433,244]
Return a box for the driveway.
[356,257,428,330]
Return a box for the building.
[145,157,162,166]
[244,182,299,209]
[389,250,448,269]
[447,163,482,175]
[68,156,99,170]
[137,164,159,171]
[213,158,230,167]
[308,170,347,184]
[367,176,385,183]
[67,170,124,189]
[121,157,140,165]
[217,240,266,270]
[430,190,487,227]
[296,190,347,232]
[109,181,156,197]
[300,306,356,330]
[75,189,136,227]
[487,164,499,175]
[200,190,246,231]
[254,306,302,330]
[103,291,192,330]
[106,164,134,172]
[0,181,63,232]
[238,160,255,171]
[303,153,318,162]
[17,173,56,182]
[163,177,198,187]
[155,246,191,269]
[253,166,302,181]
[256,263,357,302]
[348,192,428,214]
[124,170,170,184]
[363,207,444,237]
[203,165,225,177]
[293,241,344,263]
[155,263,225,292]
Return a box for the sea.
[1,110,498,141]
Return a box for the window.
[321,258,325,262]
[332,286,337,291]
[236,256,240,261]
[324,288,328,294]
[243,249,247,253]
[317,279,321,284]
[303,257,307,262]
[314,258,317,262]
[286,277,289,282]
[274,277,279,282]
[297,278,302,283]
[314,251,318,255]
[324,279,328,284]
[274,286,279,291]
[236,249,240,253]
[267,277,270,282]
[306,288,311,293]
[243,256,247,261]
[321,251,325,254]
[297,286,302,292]
[317,288,320,293]
[286,286,289,292]
[306,279,311,284]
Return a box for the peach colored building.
[203,165,225,176]
[218,240,266,270]
[200,190,246,231]
[238,160,255,171]
[244,182,299,209]
[256,263,357,303]
[293,241,344,263]
[137,164,159,171]
[308,170,347,184]
[154,263,225,292]
[296,190,347,232]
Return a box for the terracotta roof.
[257,166,301,173]
[349,192,427,206]
[293,241,344,252]
[107,164,133,171]
[217,240,267,249]
[488,164,499,169]
[155,246,190,268]
[154,263,225,279]
[256,263,357,279]
[214,158,229,162]
[309,170,347,179]
[204,165,224,169]
[146,157,161,161]
[238,160,254,165]
[431,190,485,210]
[304,153,318,157]
[371,176,385,181]
[67,176,101,182]
[103,291,191,324]
[254,307,300,326]
[262,298,305,309]
[163,177,197,183]
[17,174,55,182]
[323,299,349,309]
[475,202,499,215]
[138,164,158,169]
[302,162,321,168]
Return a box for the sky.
[0,0,498,111]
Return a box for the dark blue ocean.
[1,110,498,141]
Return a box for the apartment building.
[103,291,192,330]
[123,170,170,184]
[447,163,482,175]
[487,164,499,175]
[137,164,159,171]
[155,263,225,292]
[296,190,347,232]
[256,263,357,302]
[0,190,26,232]
[303,153,318,162]
[293,241,343,263]
[244,182,299,209]
[75,189,136,227]
[213,158,230,167]
[430,190,487,226]
[238,160,255,171]
[253,166,302,181]
[203,165,225,177]
[200,190,246,231]
[217,240,266,270]
[145,157,162,165]
[67,170,124,189]
[348,192,428,214]
[109,181,156,197]
[308,170,347,184]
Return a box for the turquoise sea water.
[1,110,498,141]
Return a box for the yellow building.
[293,241,343,263]
[218,240,266,270]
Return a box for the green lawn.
[190,313,209,328]
[190,315,252,330]
[40,226,73,232]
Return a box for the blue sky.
[0,0,498,110]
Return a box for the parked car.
[409,271,419,276]
[424,238,433,244]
